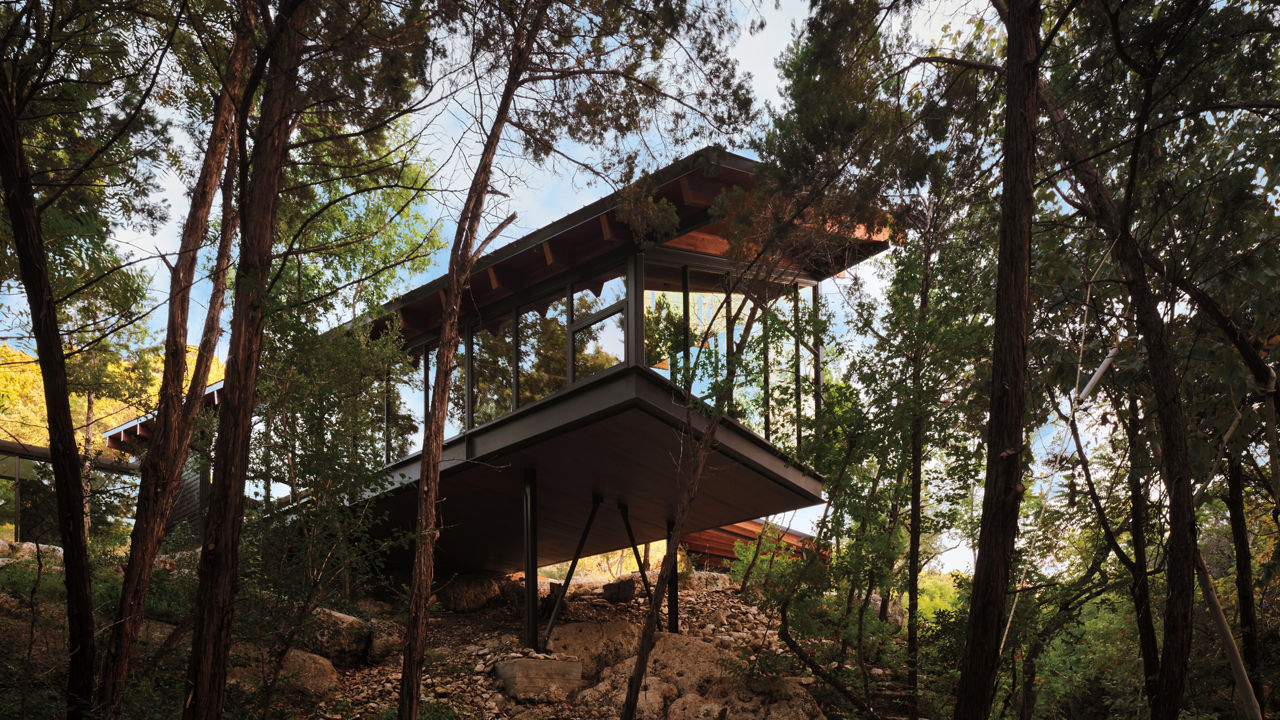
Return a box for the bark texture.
[182,5,308,717]
[96,20,250,715]
[396,6,544,716]
[952,0,1038,717]
[0,75,98,720]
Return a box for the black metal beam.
[619,503,655,606]
[543,494,602,647]
[667,519,679,633]
[523,467,538,648]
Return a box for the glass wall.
[643,264,686,384]
[444,340,467,440]
[687,268,729,401]
[394,254,820,455]
[391,352,427,456]
[472,313,514,424]
[642,258,819,451]
[518,295,568,406]
[571,268,626,382]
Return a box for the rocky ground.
[315,571,815,719]
[0,542,917,719]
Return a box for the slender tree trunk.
[908,240,934,720]
[96,19,250,714]
[1194,549,1262,720]
[879,486,903,624]
[953,1,1038,717]
[396,6,544,715]
[1105,96,1197,720]
[183,5,308,716]
[82,389,95,538]
[0,80,98,720]
[1017,639,1042,720]
[1124,399,1160,704]
[1227,454,1263,699]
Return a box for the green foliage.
[235,310,418,708]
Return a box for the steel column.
[812,284,823,414]
[681,265,691,392]
[619,503,655,605]
[543,494,602,647]
[667,519,679,633]
[523,467,538,648]
[12,456,19,543]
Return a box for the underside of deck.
[372,366,823,574]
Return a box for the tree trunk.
[1008,8,1198,714]
[908,240,934,720]
[1194,549,1262,720]
[396,7,543,716]
[82,388,95,538]
[96,18,250,715]
[1104,102,1197,720]
[1227,454,1262,699]
[0,78,98,720]
[182,5,308,716]
[952,1,1038,717]
[1124,398,1160,704]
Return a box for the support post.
[12,456,19,542]
[667,519,679,634]
[619,503,655,605]
[812,284,823,414]
[523,467,538,648]
[681,265,691,392]
[626,253,645,367]
[544,494,602,647]
[793,284,802,453]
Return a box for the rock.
[602,577,637,603]
[540,582,565,616]
[11,542,63,565]
[680,571,732,593]
[581,629,827,720]
[545,621,640,680]
[303,608,371,667]
[0,539,13,557]
[436,572,505,613]
[668,692,724,719]
[367,618,404,664]
[493,656,583,702]
[641,632,727,696]
[634,678,678,719]
[229,645,338,698]
[354,597,394,616]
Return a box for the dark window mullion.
[569,300,626,334]
[564,284,575,385]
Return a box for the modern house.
[105,146,887,646]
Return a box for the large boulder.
[679,571,732,593]
[8,542,63,566]
[578,631,826,720]
[367,618,404,664]
[302,608,371,667]
[435,572,505,612]
[545,621,640,680]
[602,577,637,603]
[228,644,338,698]
[494,656,583,702]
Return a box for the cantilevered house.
[105,147,887,646]
[368,147,885,643]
